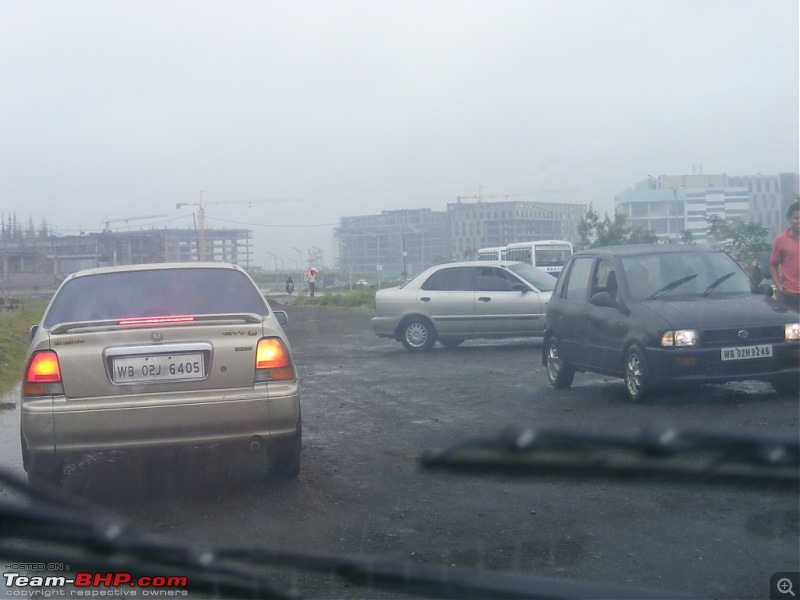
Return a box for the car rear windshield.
[44,268,269,327]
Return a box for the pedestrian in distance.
[769,200,800,312]
[306,268,317,297]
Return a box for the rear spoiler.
[49,313,265,335]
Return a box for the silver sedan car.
[372,261,555,351]
[20,262,301,485]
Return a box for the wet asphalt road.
[1,301,798,599]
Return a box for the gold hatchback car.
[20,262,301,485]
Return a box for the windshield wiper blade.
[702,271,736,296]
[420,426,799,493]
[0,470,301,599]
[0,468,692,600]
[646,274,698,300]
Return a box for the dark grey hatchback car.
[542,245,800,401]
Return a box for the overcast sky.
[1,0,797,271]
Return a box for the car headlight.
[786,323,800,340]
[661,330,700,347]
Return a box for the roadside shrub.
[0,298,47,397]
[294,288,376,310]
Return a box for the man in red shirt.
[770,200,800,312]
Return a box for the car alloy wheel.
[267,410,302,479]
[401,318,436,352]
[546,337,574,389]
[624,345,649,402]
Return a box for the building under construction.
[0,227,251,292]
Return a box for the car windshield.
[622,251,754,301]
[43,268,269,327]
[1,2,798,600]
[533,246,572,267]
[507,262,557,291]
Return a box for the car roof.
[572,244,722,259]
[430,260,524,269]
[62,262,247,282]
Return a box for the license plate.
[113,353,205,383]
[720,344,773,361]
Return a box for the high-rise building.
[446,199,587,260]
[335,200,587,278]
[728,173,799,238]
[617,170,799,243]
[335,208,449,280]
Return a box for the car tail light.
[23,350,65,396]
[255,338,295,382]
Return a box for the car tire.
[439,338,464,349]
[624,345,651,402]
[400,317,437,352]
[267,410,302,480]
[545,336,574,389]
[770,375,799,396]
[22,437,63,486]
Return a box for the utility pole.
[176,192,302,262]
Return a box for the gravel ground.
[2,301,797,599]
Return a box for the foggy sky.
[1,0,797,272]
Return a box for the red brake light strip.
[118,316,196,326]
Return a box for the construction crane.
[456,186,582,202]
[175,191,302,261]
[102,214,167,232]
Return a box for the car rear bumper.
[371,316,400,338]
[21,383,300,455]
[646,342,800,385]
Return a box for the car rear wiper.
[702,271,736,296]
[420,426,799,493]
[646,274,698,300]
[0,468,691,599]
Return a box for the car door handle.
[420,297,431,302]
[478,297,491,302]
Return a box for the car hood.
[638,293,795,329]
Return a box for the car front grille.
[701,325,785,347]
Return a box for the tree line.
[576,204,771,274]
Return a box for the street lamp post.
[265,252,284,286]
[363,232,382,289]
[292,246,303,272]
[402,233,407,280]
[405,224,425,274]
[376,235,381,289]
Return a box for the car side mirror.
[759,283,775,297]
[590,291,617,308]
[273,310,289,326]
[513,283,529,293]
[30,325,38,339]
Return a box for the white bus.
[501,240,573,275]
[476,246,504,261]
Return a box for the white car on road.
[371,261,555,351]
